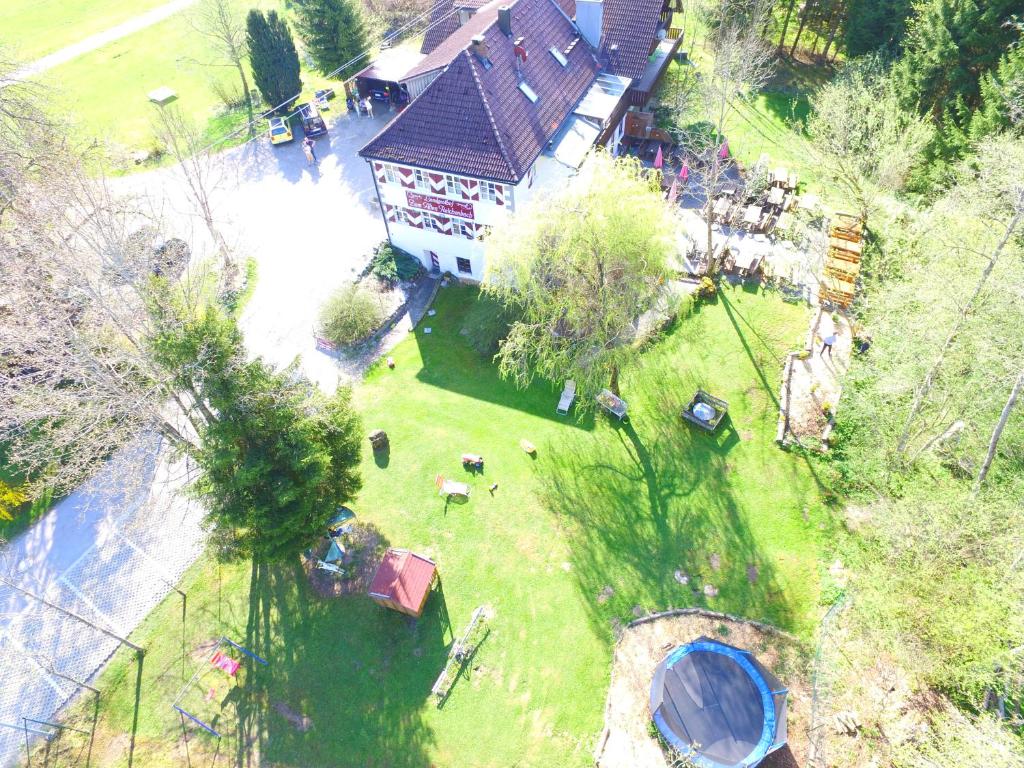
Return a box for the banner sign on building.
[406,191,475,220]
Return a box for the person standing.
[365,97,374,118]
[820,331,836,357]
[301,136,315,165]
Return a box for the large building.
[358,0,681,281]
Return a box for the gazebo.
[649,638,788,768]
[368,549,438,618]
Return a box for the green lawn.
[69,284,833,767]
[36,0,346,161]
[0,0,170,61]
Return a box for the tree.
[970,43,1024,141]
[806,56,933,222]
[974,368,1024,493]
[896,137,1024,458]
[191,0,254,133]
[294,0,368,78]
[148,296,363,561]
[246,9,301,113]
[151,105,237,288]
[482,152,675,401]
[680,0,774,262]
[842,0,912,56]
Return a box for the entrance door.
[426,250,440,273]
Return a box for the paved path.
[0,106,398,767]
[11,0,199,80]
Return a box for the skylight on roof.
[549,46,568,67]
[518,82,539,103]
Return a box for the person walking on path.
[820,331,837,357]
[302,136,316,165]
[365,98,374,118]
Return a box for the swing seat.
[211,650,241,676]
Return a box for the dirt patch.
[596,610,811,768]
[302,522,388,598]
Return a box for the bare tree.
[897,137,1024,458]
[806,56,933,223]
[190,0,254,133]
[0,159,213,493]
[679,0,774,262]
[151,105,237,285]
[973,368,1023,493]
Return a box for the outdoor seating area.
[556,380,576,415]
[707,163,799,236]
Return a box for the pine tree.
[294,0,368,78]
[246,9,302,113]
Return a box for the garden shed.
[649,638,788,768]
[368,548,438,618]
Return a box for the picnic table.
[829,236,863,256]
[742,204,763,228]
[767,187,785,206]
[596,390,628,420]
[772,167,788,186]
[712,197,731,220]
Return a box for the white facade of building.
[370,159,539,282]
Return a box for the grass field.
[62,284,834,767]
[32,0,347,162]
[0,0,171,61]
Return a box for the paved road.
[11,0,199,80]
[0,106,394,767]
[118,105,393,390]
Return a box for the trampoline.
[649,638,788,768]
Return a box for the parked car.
[297,102,328,137]
[268,116,293,145]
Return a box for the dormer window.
[518,82,538,103]
[549,46,568,66]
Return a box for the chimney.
[470,34,490,61]
[575,0,603,49]
[498,6,513,37]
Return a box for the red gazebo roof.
[368,549,437,615]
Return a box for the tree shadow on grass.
[537,325,800,642]
[233,556,449,768]
[411,286,596,431]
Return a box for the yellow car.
[268,117,293,145]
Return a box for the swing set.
[171,637,268,738]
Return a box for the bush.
[695,276,717,301]
[318,284,385,346]
[462,293,517,357]
[369,242,423,284]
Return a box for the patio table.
[713,197,731,218]
[767,187,785,206]
[743,205,763,227]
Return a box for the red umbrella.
[667,178,679,204]
[678,162,689,181]
[718,141,729,160]
[654,145,664,168]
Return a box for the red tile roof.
[420,0,495,55]
[368,549,437,615]
[361,0,600,183]
[594,0,667,80]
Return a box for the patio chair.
[556,380,576,415]
[435,474,470,499]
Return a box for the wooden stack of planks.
[820,212,864,307]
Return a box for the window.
[518,82,538,103]
[393,208,409,225]
[445,174,459,196]
[456,257,472,274]
[383,164,398,184]
[454,220,474,239]
[426,214,446,233]
[481,181,498,203]
[549,46,568,66]
[414,169,430,191]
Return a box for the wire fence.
[0,436,207,768]
[806,593,849,768]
